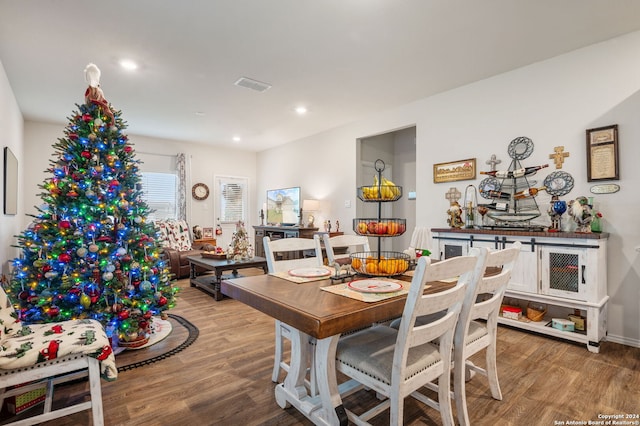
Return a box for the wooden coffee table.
[186,255,268,301]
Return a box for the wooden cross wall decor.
[485,154,502,171]
[549,146,570,169]
[445,187,461,204]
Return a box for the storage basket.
[526,302,547,322]
[350,251,410,277]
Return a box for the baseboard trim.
[606,334,640,349]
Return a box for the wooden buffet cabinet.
[431,228,609,353]
[253,226,319,258]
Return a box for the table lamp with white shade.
[302,199,320,228]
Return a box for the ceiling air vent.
[234,77,272,92]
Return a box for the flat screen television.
[266,187,300,226]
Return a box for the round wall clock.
[192,183,209,201]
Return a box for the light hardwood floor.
[22,270,640,425]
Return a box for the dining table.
[220,270,457,426]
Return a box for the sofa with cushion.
[156,219,216,279]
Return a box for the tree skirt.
[117,316,173,351]
[115,314,198,372]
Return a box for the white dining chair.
[318,233,370,265]
[334,253,479,425]
[263,236,323,387]
[453,241,521,426]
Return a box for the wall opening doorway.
[357,126,416,253]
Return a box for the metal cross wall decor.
[485,154,502,171]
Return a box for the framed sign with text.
[586,124,619,182]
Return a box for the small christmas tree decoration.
[228,221,253,261]
[9,63,177,347]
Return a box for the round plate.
[543,171,575,196]
[288,267,331,278]
[507,136,534,160]
[479,177,500,199]
[348,279,403,293]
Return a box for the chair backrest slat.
[457,242,521,340]
[319,234,371,265]
[263,236,322,273]
[392,254,479,382]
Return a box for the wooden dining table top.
[220,273,455,340]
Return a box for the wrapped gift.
[5,385,46,414]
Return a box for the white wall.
[257,31,640,346]
[23,121,257,248]
[0,60,24,276]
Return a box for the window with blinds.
[217,176,247,223]
[140,172,179,221]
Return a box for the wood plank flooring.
[15,269,640,425]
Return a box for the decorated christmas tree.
[228,221,253,260]
[8,64,177,346]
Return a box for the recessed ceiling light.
[232,136,241,142]
[295,106,308,115]
[119,59,138,71]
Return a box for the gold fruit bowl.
[357,185,402,202]
[350,251,410,277]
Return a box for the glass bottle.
[591,213,602,233]
[514,186,547,200]
[480,164,549,179]
[478,202,508,211]
[487,190,511,199]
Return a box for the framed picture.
[202,227,214,238]
[433,158,476,183]
[586,124,619,182]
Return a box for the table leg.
[315,336,348,426]
[275,328,309,408]
[273,329,347,426]
[213,270,223,301]
[189,263,197,286]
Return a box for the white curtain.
[176,153,186,221]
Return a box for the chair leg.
[272,321,284,382]
[44,377,55,413]
[389,393,404,426]
[485,340,502,401]
[454,349,471,426]
[88,358,104,426]
[438,365,455,426]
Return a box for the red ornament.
[109,180,120,188]
[81,150,91,159]
[42,264,52,272]
[143,311,152,320]
[58,253,71,263]
[138,320,149,331]
[18,291,29,300]
[59,220,71,229]
[68,133,78,140]
[157,296,168,306]
[118,310,130,320]
[48,306,60,317]
[82,113,92,122]
[124,146,132,153]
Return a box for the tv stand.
[253,225,319,258]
